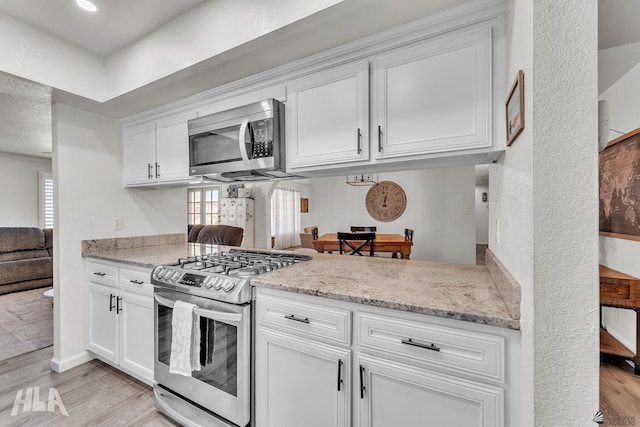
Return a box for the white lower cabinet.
[356,354,503,427]
[255,328,351,427]
[255,288,518,427]
[86,261,154,384]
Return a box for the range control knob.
[171,271,181,282]
[203,277,214,289]
[223,279,236,292]
[153,267,164,279]
[214,280,224,290]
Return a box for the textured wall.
[52,104,186,370]
[493,1,599,425]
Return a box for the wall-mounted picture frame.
[506,70,525,146]
[300,198,309,213]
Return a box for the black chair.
[350,226,377,232]
[338,232,375,256]
[404,228,414,241]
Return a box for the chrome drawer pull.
[93,272,106,277]
[401,338,441,352]
[129,279,144,285]
[284,314,310,324]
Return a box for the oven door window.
[190,125,242,166]
[157,305,238,397]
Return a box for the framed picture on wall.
[506,70,525,146]
[300,198,309,213]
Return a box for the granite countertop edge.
[81,242,520,331]
[251,280,520,330]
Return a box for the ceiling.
[0,0,207,56]
[1,0,639,160]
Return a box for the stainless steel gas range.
[151,249,311,427]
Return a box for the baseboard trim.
[50,351,94,372]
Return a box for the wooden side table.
[600,265,640,375]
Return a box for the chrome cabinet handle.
[377,126,383,152]
[337,359,343,391]
[357,128,362,154]
[129,279,144,285]
[109,294,115,312]
[284,314,310,324]
[148,163,153,179]
[93,272,106,277]
[116,296,122,314]
[155,162,160,178]
[401,338,441,352]
[359,365,366,399]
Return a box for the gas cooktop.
[151,249,311,304]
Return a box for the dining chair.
[350,226,377,232]
[404,228,414,241]
[338,232,375,256]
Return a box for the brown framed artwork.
[506,70,525,146]
[300,198,309,213]
[599,127,640,241]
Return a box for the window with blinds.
[39,172,54,228]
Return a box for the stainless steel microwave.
[188,99,291,181]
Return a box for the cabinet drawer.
[86,262,118,287]
[119,267,153,296]
[256,294,351,345]
[357,312,505,382]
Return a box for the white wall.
[0,152,51,226]
[308,167,476,264]
[52,104,186,371]
[475,184,489,245]
[598,59,640,352]
[492,1,599,424]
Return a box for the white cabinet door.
[256,328,351,427]
[87,283,119,363]
[287,60,369,170]
[156,111,195,183]
[373,26,492,159]
[123,121,156,185]
[119,290,154,383]
[355,354,503,427]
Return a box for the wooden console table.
[600,265,640,375]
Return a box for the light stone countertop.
[83,243,519,330]
[252,253,519,330]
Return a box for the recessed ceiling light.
[76,0,97,12]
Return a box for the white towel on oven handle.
[169,300,201,376]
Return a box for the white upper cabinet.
[123,122,156,186]
[123,110,196,187]
[372,26,492,160]
[287,61,369,170]
[155,111,195,183]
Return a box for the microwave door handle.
[154,294,243,323]
[238,118,252,167]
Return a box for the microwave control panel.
[250,119,273,158]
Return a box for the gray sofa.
[188,224,244,246]
[0,227,53,295]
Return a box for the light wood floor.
[0,346,178,426]
[600,355,640,425]
[0,287,53,361]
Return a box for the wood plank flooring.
[0,346,178,426]
[0,287,53,361]
[600,355,640,426]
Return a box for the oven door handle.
[154,294,243,323]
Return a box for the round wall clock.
[365,181,407,222]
